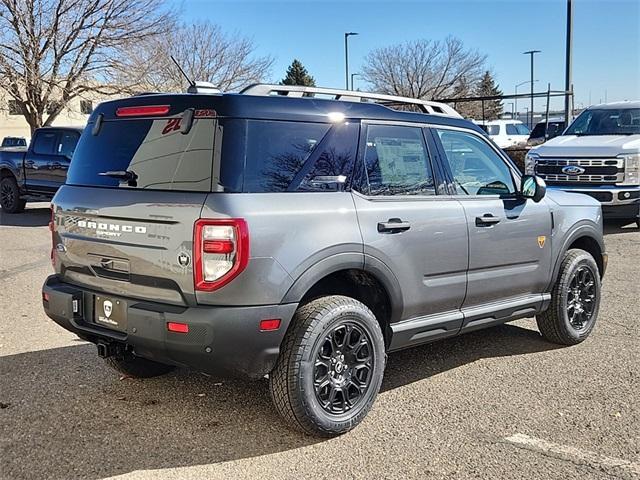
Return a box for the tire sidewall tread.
[270,295,386,436]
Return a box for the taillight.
[49,205,55,268]
[115,105,170,117]
[194,218,249,291]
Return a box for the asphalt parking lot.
[1,203,638,480]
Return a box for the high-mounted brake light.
[115,105,170,117]
[194,218,249,291]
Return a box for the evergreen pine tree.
[280,59,316,86]
[474,71,503,120]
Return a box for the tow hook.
[96,342,125,359]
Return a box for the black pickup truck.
[0,126,82,213]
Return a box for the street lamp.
[345,32,359,90]
[351,73,361,90]
[507,102,515,119]
[523,50,541,128]
[515,80,538,122]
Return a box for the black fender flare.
[548,221,605,290]
[281,252,404,324]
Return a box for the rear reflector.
[259,319,281,331]
[116,105,170,117]
[167,322,189,333]
[43,292,50,302]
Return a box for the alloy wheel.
[313,322,374,415]
[566,265,597,331]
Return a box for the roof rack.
[240,84,462,118]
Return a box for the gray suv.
[43,85,607,436]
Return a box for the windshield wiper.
[99,170,138,186]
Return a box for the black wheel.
[104,354,175,378]
[537,249,601,345]
[0,176,26,213]
[270,295,386,437]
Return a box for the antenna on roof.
[170,55,195,89]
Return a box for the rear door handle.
[475,214,501,227]
[378,218,411,233]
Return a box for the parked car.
[0,127,82,213]
[528,118,566,146]
[1,136,28,148]
[526,101,640,226]
[43,84,606,437]
[476,119,530,148]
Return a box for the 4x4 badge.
[177,252,191,267]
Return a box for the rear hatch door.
[52,95,220,307]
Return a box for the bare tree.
[0,0,172,134]
[118,21,273,93]
[362,37,486,101]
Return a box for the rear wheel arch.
[281,257,402,348]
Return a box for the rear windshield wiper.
[99,170,138,187]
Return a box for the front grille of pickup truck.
[536,158,624,184]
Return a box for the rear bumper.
[42,275,297,379]
[548,185,640,220]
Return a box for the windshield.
[565,108,640,136]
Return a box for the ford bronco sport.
[43,84,607,436]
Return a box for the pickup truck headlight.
[524,152,539,175]
[618,153,640,186]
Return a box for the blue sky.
[177,0,639,112]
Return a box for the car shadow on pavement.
[603,219,639,235]
[0,207,50,227]
[0,323,559,480]
[381,323,561,392]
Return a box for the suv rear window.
[67,117,215,192]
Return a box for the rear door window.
[67,116,216,192]
[362,124,435,196]
[58,131,80,158]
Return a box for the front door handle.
[475,214,501,227]
[378,218,411,233]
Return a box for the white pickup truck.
[526,101,640,226]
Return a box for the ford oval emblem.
[562,165,586,175]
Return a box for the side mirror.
[520,175,546,202]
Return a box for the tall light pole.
[564,0,573,123]
[344,32,359,90]
[351,73,360,90]
[515,80,538,122]
[523,50,541,128]
[507,102,515,119]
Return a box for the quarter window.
[436,129,516,196]
[363,124,435,196]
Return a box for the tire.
[104,354,175,378]
[0,176,26,213]
[269,295,386,437]
[536,249,601,345]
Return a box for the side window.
[363,124,435,196]
[243,120,330,192]
[436,129,516,196]
[58,131,80,158]
[297,122,358,191]
[506,124,518,135]
[32,132,57,155]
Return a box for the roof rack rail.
[239,84,462,118]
